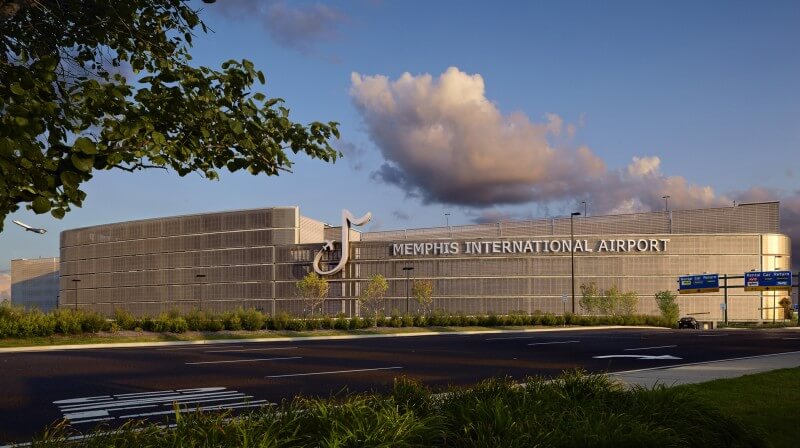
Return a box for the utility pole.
[71,279,81,311]
[570,212,581,313]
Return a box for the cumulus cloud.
[350,67,726,212]
[213,0,345,53]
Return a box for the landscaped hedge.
[0,302,673,339]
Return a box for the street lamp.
[581,201,587,217]
[444,212,451,237]
[402,266,414,314]
[570,212,581,314]
[71,279,81,311]
[196,274,207,311]
[662,195,670,211]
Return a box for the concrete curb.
[0,325,667,353]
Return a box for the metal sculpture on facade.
[313,209,372,275]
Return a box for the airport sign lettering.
[392,238,670,257]
[678,274,719,294]
[744,271,792,292]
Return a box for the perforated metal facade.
[60,202,790,320]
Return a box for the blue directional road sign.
[744,271,792,292]
[678,274,719,294]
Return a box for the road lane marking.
[60,391,244,412]
[205,346,298,353]
[783,337,800,340]
[186,356,301,365]
[527,340,580,346]
[697,334,728,337]
[594,354,682,360]
[624,345,678,351]
[156,345,244,351]
[265,366,403,378]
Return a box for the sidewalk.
[610,350,800,388]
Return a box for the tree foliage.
[654,290,680,322]
[296,271,328,318]
[579,283,638,316]
[359,274,388,323]
[0,0,340,231]
[412,279,434,316]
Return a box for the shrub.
[239,308,266,331]
[53,309,83,334]
[334,314,349,330]
[80,310,109,333]
[222,311,242,331]
[268,311,291,331]
[113,309,139,331]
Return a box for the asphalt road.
[1,327,799,443]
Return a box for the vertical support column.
[723,274,728,325]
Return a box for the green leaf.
[152,131,166,145]
[71,153,95,172]
[10,84,25,95]
[60,171,82,188]
[51,208,66,219]
[32,197,51,214]
[73,137,97,154]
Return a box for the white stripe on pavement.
[624,345,678,351]
[186,356,301,365]
[156,345,244,351]
[527,340,580,346]
[266,366,403,378]
[205,346,298,353]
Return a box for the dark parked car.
[678,316,700,329]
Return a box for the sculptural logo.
[312,209,372,275]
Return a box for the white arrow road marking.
[593,354,682,360]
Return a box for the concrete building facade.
[59,202,791,320]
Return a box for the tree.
[0,1,339,231]
[359,274,388,325]
[412,279,434,316]
[580,283,638,316]
[296,272,328,318]
[778,297,791,320]
[654,290,680,322]
[579,282,600,314]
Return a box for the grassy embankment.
[28,370,775,448]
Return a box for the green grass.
[27,371,767,448]
[676,367,800,448]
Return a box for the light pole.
[402,266,414,314]
[581,201,587,217]
[570,212,581,314]
[662,195,670,211]
[196,274,207,311]
[71,279,81,311]
[444,212,451,237]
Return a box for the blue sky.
[1,0,799,281]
